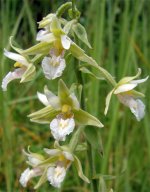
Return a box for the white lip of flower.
[42,49,66,80]
[47,166,66,188]
[50,117,75,141]
[117,94,145,121]
[19,168,42,188]
[1,49,29,91]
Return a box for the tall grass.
[0,0,150,191]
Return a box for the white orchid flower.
[29,80,103,141]
[19,168,42,188]
[105,68,149,121]
[47,166,66,188]
[1,49,35,91]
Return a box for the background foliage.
[0,0,150,191]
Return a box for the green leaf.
[34,167,47,189]
[73,108,104,128]
[28,106,60,124]
[20,64,36,83]
[73,23,92,48]
[74,155,90,183]
[84,126,103,156]
[22,41,55,55]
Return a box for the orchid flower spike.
[1,49,35,91]
[29,79,103,141]
[105,68,149,121]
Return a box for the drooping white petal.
[117,95,145,121]
[42,56,66,80]
[44,148,60,156]
[37,92,49,106]
[61,35,71,50]
[47,166,66,188]
[50,117,75,141]
[1,68,25,91]
[19,168,42,188]
[130,76,149,85]
[114,83,137,94]
[4,49,28,66]
[62,151,74,161]
[130,99,145,121]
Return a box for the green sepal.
[56,2,72,18]
[22,41,55,55]
[50,16,64,36]
[117,68,141,86]
[20,64,36,83]
[70,43,98,67]
[38,13,55,28]
[36,156,58,167]
[72,23,92,48]
[75,143,87,152]
[74,155,90,183]
[58,79,73,106]
[73,108,104,128]
[9,36,23,54]
[63,19,77,35]
[104,89,114,115]
[131,90,145,97]
[34,167,48,189]
[28,106,60,124]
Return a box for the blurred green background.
[0,0,150,191]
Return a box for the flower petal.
[114,83,137,94]
[44,148,60,156]
[37,92,49,106]
[62,151,74,161]
[19,168,42,188]
[50,117,75,141]
[47,166,66,188]
[1,68,25,91]
[42,56,66,80]
[130,76,149,85]
[117,95,145,121]
[36,30,56,42]
[61,35,71,50]
[44,86,61,109]
[130,99,145,121]
[4,49,28,66]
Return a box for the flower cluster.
[1,1,148,190]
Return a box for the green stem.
[72,0,76,18]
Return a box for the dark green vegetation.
[0,0,150,191]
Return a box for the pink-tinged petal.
[1,68,25,91]
[61,35,71,50]
[4,49,28,66]
[114,83,137,94]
